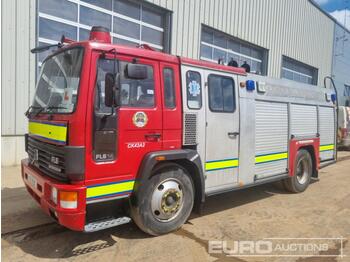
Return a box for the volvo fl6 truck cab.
[23,26,190,234]
[22,26,337,235]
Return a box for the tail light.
[341,128,348,139]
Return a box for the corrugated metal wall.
[1,0,336,166]
[147,0,334,83]
[1,0,36,135]
[1,0,36,165]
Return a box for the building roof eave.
[308,0,350,34]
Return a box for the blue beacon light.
[331,93,337,103]
[246,80,255,91]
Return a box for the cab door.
[204,72,240,194]
[159,62,182,150]
[117,58,163,173]
[87,53,163,182]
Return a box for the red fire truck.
[22,26,337,235]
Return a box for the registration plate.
[27,174,37,189]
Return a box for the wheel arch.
[297,145,318,178]
[289,138,320,179]
[133,149,205,213]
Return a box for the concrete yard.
[2,152,350,262]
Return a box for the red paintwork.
[288,138,320,177]
[160,61,182,150]
[180,57,247,76]
[62,36,75,44]
[85,52,166,184]
[21,159,86,231]
[21,32,247,230]
[340,128,347,139]
[89,31,111,44]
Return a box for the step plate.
[84,217,131,232]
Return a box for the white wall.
[1,0,36,166]
[147,0,335,84]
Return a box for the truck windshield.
[31,47,84,114]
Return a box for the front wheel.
[284,149,313,193]
[130,163,194,236]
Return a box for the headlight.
[51,187,58,204]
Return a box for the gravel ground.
[2,152,350,262]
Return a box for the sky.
[314,0,350,30]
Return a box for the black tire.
[130,163,194,236]
[284,149,313,193]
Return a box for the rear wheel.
[130,163,194,236]
[284,149,313,193]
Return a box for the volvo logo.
[50,155,60,165]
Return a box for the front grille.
[27,136,68,181]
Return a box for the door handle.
[228,132,239,138]
[145,133,161,141]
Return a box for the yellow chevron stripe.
[255,152,288,164]
[319,144,334,152]
[86,181,135,199]
[205,159,239,171]
[29,121,67,143]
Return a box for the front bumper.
[21,159,86,231]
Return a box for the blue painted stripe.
[255,151,288,157]
[30,119,67,127]
[87,179,135,188]
[206,166,239,172]
[86,190,133,201]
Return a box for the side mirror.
[105,73,115,107]
[125,64,147,79]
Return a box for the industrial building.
[333,23,350,106]
[1,0,350,166]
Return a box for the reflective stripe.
[205,158,239,171]
[29,121,67,144]
[319,144,334,152]
[255,152,288,164]
[86,180,135,200]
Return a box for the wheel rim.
[151,178,184,222]
[296,156,309,184]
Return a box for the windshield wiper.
[26,106,68,118]
[32,107,46,117]
[34,106,68,117]
[44,106,68,113]
[25,106,41,118]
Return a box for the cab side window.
[94,59,155,110]
[163,68,176,109]
[186,71,202,109]
[95,59,115,114]
[120,61,155,108]
[208,74,235,112]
